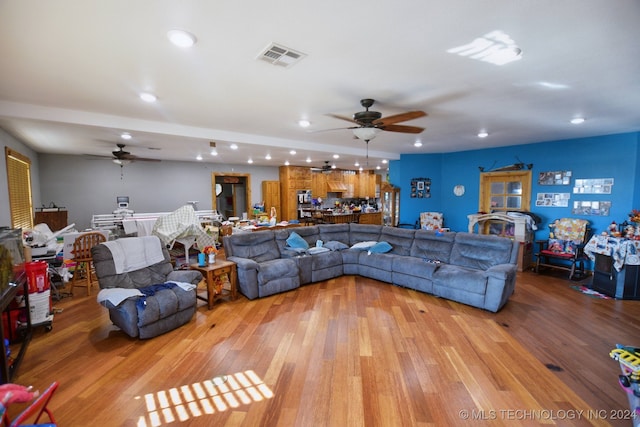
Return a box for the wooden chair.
[70,232,107,296]
[535,218,591,280]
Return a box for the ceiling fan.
[106,143,161,165]
[310,161,335,173]
[326,98,427,139]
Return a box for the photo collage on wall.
[536,171,612,216]
[410,177,431,198]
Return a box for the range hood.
[326,181,348,192]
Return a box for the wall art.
[573,178,613,194]
[535,193,570,207]
[572,200,611,216]
[538,170,571,185]
[410,177,431,198]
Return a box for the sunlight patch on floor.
[135,370,274,426]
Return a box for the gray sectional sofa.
[223,223,519,312]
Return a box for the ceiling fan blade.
[374,111,427,126]
[307,126,358,134]
[131,157,161,162]
[380,124,425,134]
[327,113,359,124]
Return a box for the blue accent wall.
[389,132,640,242]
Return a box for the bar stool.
[70,232,106,296]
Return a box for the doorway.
[212,173,252,219]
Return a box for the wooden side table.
[189,259,237,309]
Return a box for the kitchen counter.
[322,211,382,225]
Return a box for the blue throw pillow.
[286,231,309,249]
[368,241,393,254]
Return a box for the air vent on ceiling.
[257,43,306,68]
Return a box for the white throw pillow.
[350,241,378,250]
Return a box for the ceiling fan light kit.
[352,127,382,141]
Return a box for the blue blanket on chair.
[136,283,177,311]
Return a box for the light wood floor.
[9,268,640,427]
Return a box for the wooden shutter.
[5,147,33,230]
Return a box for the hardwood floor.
[8,269,640,426]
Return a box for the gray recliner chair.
[92,235,202,339]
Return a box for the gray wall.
[0,128,41,228]
[38,153,279,230]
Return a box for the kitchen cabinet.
[280,166,312,222]
[261,181,281,220]
[342,171,356,198]
[358,212,382,225]
[311,172,326,199]
[358,171,376,198]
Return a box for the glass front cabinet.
[381,182,400,227]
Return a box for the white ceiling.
[1,1,639,171]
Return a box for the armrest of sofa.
[485,263,516,280]
[167,269,203,285]
[227,256,260,271]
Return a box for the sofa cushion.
[226,231,280,263]
[368,241,393,254]
[410,230,456,263]
[433,264,488,294]
[349,224,382,245]
[311,251,343,270]
[286,231,309,249]
[449,232,513,270]
[291,226,320,246]
[324,241,349,251]
[392,256,439,278]
[351,241,377,250]
[380,227,415,256]
[257,258,299,285]
[358,252,394,272]
[318,224,350,245]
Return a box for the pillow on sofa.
[351,241,378,250]
[367,241,393,254]
[287,231,309,250]
[324,241,349,251]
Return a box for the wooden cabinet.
[357,171,376,198]
[311,172,326,199]
[261,181,281,220]
[34,210,68,231]
[280,166,312,222]
[342,171,356,198]
[358,212,382,225]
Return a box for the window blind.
[5,147,33,230]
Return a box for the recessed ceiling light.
[167,29,197,48]
[478,131,489,138]
[376,165,381,170]
[284,160,290,166]
[332,154,339,159]
[414,141,423,147]
[359,167,363,172]
[354,161,360,167]
[265,154,272,160]
[196,154,203,161]
[570,117,585,124]
[331,164,337,169]
[298,119,310,128]
[210,149,218,156]
[247,158,253,164]
[139,92,157,103]
[305,157,312,163]
[230,144,238,150]
[120,132,132,140]
[289,150,296,155]
[382,159,388,164]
